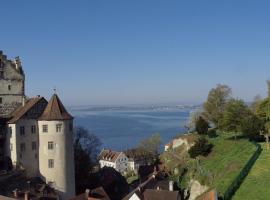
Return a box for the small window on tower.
[20,143,26,152]
[32,141,37,150]
[8,85,11,91]
[0,97,2,104]
[0,72,3,79]
[20,126,25,136]
[48,141,54,150]
[48,159,54,168]
[31,125,36,134]
[56,124,62,132]
[43,125,48,133]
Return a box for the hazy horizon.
[2,1,270,106]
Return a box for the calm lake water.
[70,105,196,150]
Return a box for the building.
[70,187,110,200]
[99,149,128,173]
[123,172,181,200]
[0,51,75,200]
[124,149,153,173]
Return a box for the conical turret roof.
[39,94,73,121]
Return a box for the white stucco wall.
[6,119,39,177]
[99,153,128,173]
[38,120,75,200]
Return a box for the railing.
[222,142,262,200]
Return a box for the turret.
[38,94,75,199]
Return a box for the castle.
[0,51,75,199]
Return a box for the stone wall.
[0,51,25,117]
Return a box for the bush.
[188,137,213,158]
[207,129,218,138]
[195,116,209,135]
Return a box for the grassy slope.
[233,143,270,200]
[197,135,256,195]
[161,133,256,197]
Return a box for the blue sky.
[1,1,270,106]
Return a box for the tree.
[203,84,232,127]
[187,109,204,132]
[195,116,209,135]
[250,95,262,114]
[74,126,102,193]
[188,137,213,158]
[219,99,248,133]
[138,133,161,158]
[219,99,263,138]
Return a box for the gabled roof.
[8,97,47,124]
[39,94,73,121]
[99,149,122,162]
[143,189,179,200]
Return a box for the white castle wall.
[6,119,39,177]
[38,120,75,200]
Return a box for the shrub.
[208,129,218,138]
[195,116,210,135]
[188,137,213,158]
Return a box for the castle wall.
[6,120,39,177]
[0,53,24,117]
[38,120,75,200]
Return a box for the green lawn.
[197,134,257,195]
[233,143,270,200]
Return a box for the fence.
[222,142,262,200]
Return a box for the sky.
[1,0,270,106]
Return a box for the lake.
[70,105,197,150]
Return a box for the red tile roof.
[99,149,121,162]
[8,97,47,123]
[39,94,73,121]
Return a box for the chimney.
[85,189,90,200]
[13,189,18,198]
[24,191,30,200]
[14,56,22,70]
[169,181,174,192]
[22,96,26,106]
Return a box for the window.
[0,97,2,104]
[0,72,3,79]
[20,143,26,152]
[31,125,36,134]
[32,141,37,150]
[10,143,13,151]
[20,126,25,136]
[48,159,54,168]
[48,141,54,150]
[35,153,38,159]
[8,85,11,91]
[43,125,48,133]
[56,124,62,132]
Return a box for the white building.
[0,51,75,200]
[124,149,153,173]
[99,149,128,173]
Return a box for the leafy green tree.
[138,133,161,158]
[195,116,209,135]
[250,95,262,114]
[203,84,232,127]
[219,99,248,133]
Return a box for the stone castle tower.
[38,94,75,199]
[0,51,25,117]
[0,51,75,199]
